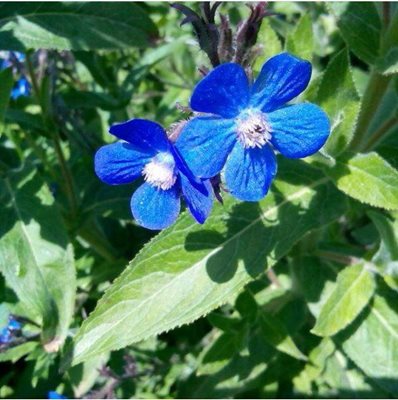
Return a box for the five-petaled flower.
[94,119,213,230]
[176,52,330,201]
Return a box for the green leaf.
[327,152,398,210]
[312,264,375,337]
[0,341,38,363]
[293,338,335,394]
[0,3,157,51]
[368,211,398,290]
[259,310,307,360]
[179,330,275,398]
[316,49,361,157]
[71,159,346,365]
[0,67,14,135]
[329,3,382,65]
[338,286,398,395]
[285,14,314,61]
[253,18,282,72]
[376,47,398,76]
[0,166,75,348]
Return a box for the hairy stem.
[362,115,398,152]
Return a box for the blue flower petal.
[109,119,169,154]
[130,182,181,230]
[225,143,277,201]
[190,63,250,118]
[94,142,151,185]
[268,103,330,158]
[251,53,312,112]
[176,116,236,179]
[11,77,30,99]
[180,174,213,224]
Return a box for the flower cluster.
[95,53,330,230]
[0,51,30,100]
[0,316,22,348]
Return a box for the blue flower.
[0,52,30,99]
[11,76,30,100]
[176,53,330,201]
[94,119,213,230]
[48,391,67,399]
[0,316,22,344]
[0,327,11,344]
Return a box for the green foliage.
[328,152,398,210]
[0,3,157,51]
[1,2,398,399]
[312,263,375,337]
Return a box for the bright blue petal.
[48,391,67,399]
[225,143,277,201]
[251,53,312,112]
[176,116,236,179]
[130,182,180,230]
[190,63,250,118]
[180,174,213,224]
[94,142,150,185]
[11,77,30,99]
[109,119,169,154]
[268,103,330,158]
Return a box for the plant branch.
[362,114,398,152]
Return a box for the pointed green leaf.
[286,14,314,61]
[312,264,375,337]
[368,211,398,290]
[259,310,307,361]
[376,47,398,76]
[317,49,361,157]
[338,286,398,396]
[0,166,75,348]
[327,152,398,210]
[0,3,157,51]
[71,160,346,365]
[329,3,382,65]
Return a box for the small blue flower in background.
[48,391,67,399]
[0,316,22,345]
[0,51,31,99]
[95,119,213,230]
[11,76,30,100]
[176,52,330,201]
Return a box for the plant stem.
[349,72,391,151]
[26,52,79,219]
[315,250,360,266]
[362,115,398,152]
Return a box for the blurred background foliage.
[0,2,398,398]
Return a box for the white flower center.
[236,109,272,148]
[142,152,177,190]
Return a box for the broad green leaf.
[376,47,398,76]
[253,18,282,72]
[329,3,382,65]
[293,338,335,394]
[179,330,275,398]
[368,211,398,290]
[338,286,398,395]
[327,152,398,210]
[0,166,75,348]
[72,159,346,365]
[0,341,38,362]
[259,310,307,360]
[0,68,14,135]
[0,3,157,51]
[312,264,375,337]
[317,49,360,157]
[197,329,247,376]
[68,353,110,398]
[323,350,388,397]
[285,14,314,61]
